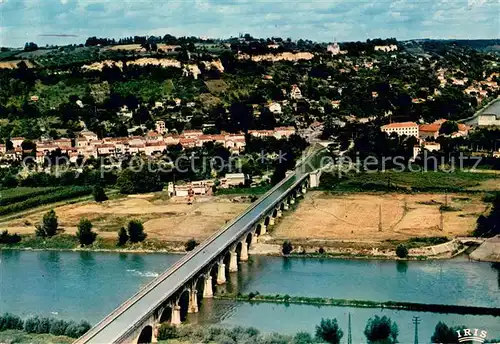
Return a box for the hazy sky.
[0,0,499,47]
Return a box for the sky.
[0,0,499,47]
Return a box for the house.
[290,85,302,99]
[374,45,398,52]
[331,100,341,109]
[267,102,282,114]
[419,123,441,140]
[0,144,6,155]
[381,122,419,138]
[275,126,296,138]
[327,42,340,55]
[145,131,163,142]
[11,137,25,148]
[222,173,246,188]
[413,142,441,160]
[155,121,167,134]
[145,142,166,156]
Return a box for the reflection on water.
[1,250,499,338]
[190,299,500,343]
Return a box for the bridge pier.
[284,202,289,211]
[250,232,258,246]
[240,240,249,261]
[171,305,181,325]
[203,276,213,298]
[188,289,198,313]
[269,215,275,226]
[277,209,282,218]
[217,262,226,284]
[259,221,267,235]
[290,196,295,205]
[229,251,238,272]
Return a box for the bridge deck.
[76,161,313,343]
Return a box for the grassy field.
[327,171,499,192]
[0,330,73,344]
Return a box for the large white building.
[381,122,419,138]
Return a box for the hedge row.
[0,313,91,339]
[0,187,62,206]
[0,186,92,216]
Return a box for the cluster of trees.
[0,313,90,339]
[474,193,500,237]
[0,230,21,244]
[156,315,399,344]
[117,220,147,246]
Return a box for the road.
[76,149,321,344]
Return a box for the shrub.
[185,238,199,252]
[76,218,97,246]
[0,230,21,244]
[36,317,51,334]
[127,220,147,243]
[282,241,293,255]
[117,227,129,246]
[315,318,343,344]
[364,315,399,344]
[318,247,325,254]
[49,319,68,336]
[24,316,40,333]
[157,323,178,340]
[0,312,24,331]
[396,244,408,258]
[92,185,108,202]
[35,209,58,237]
[294,331,316,344]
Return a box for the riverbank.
[1,233,477,261]
[214,293,500,316]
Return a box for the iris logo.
[456,328,488,343]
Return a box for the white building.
[381,122,419,138]
[267,102,282,114]
[155,121,167,134]
[290,85,302,99]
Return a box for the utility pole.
[413,316,420,344]
[378,204,382,231]
[347,313,352,344]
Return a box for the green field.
[323,171,498,193]
[0,186,93,217]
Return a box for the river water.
[1,251,499,342]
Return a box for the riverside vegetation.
[215,292,500,316]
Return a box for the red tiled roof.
[382,122,418,129]
[419,123,440,132]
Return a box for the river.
[1,251,499,341]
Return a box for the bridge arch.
[158,305,172,324]
[137,325,153,344]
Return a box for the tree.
[364,315,399,344]
[315,318,344,344]
[128,220,147,243]
[35,210,58,237]
[117,227,129,246]
[76,218,97,246]
[396,244,408,258]
[271,163,287,186]
[431,322,460,343]
[282,241,293,255]
[116,167,163,194]
[439,121,459,135]
[92,185,108,202]
[24,42,38,52]
[185,238,198,251]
